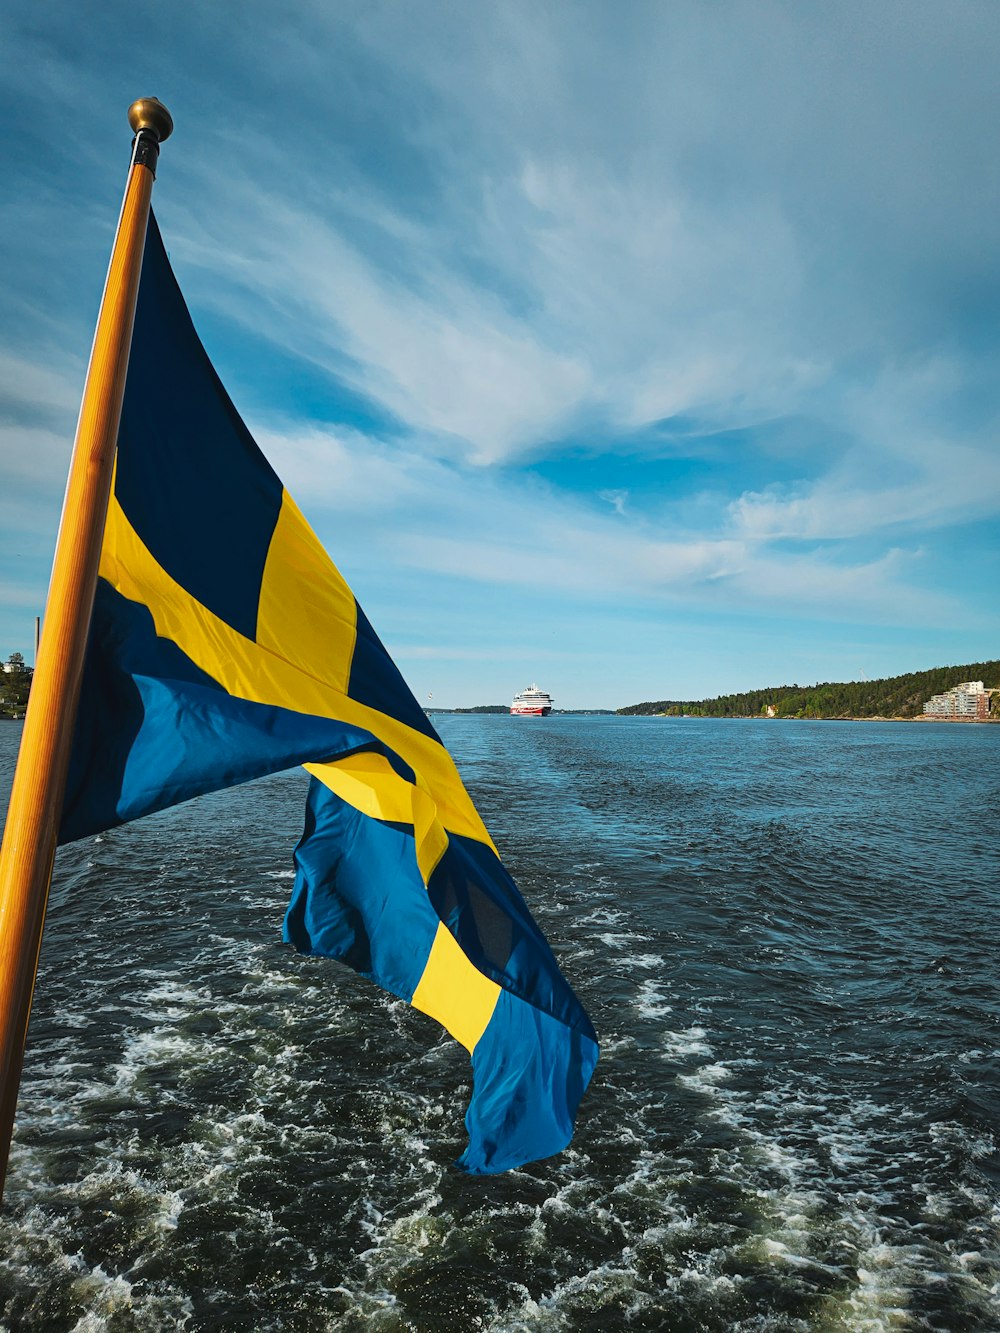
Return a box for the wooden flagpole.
[0,99,172,1201]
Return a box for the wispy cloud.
[246,418,955,632]
[728,359,1000,542]
[599,489,629,516]
[168,187,592,466]
[0,351,82,426]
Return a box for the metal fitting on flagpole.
[128,98,173,177]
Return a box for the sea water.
[0,715,998,1331]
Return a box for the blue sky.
[1,1,997,708]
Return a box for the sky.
[1,1,998,709]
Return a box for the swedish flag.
[59,215,598,1173]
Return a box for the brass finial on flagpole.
[0,100,172,1203]
[127,97,174,142]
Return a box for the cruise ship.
[510,684,553,716]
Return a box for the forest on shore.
[618,661,1000,719]
[0,653,31,719]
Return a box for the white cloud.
[170,189,592,466]
[599,489,628,516]
[249,419,951,629]
[170,152,823,471]
[0,422,73,495]
[252,423,433,513]
[0,350,82,424]
[728,359,1000,542]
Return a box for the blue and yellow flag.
[59,215,598,1173]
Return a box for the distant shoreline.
[630,713,996,724]
[616,662,998,722]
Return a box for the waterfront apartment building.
[922,681,991,720]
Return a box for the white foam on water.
[577,906,626,927]
[627,953,662,971]
[48,1011,91,1030]
[658,1042,925,1325]
[818,1119,881,1171]
[675,1056,1000,1329]
[930,1120,995,1161]
[664,1026,713,1059]
[754,1135,816,1184]
[64,1271,163,1333]
[108,1029,207,1098]
[533,1261,643,1320]
[634,978,672,1020]
[347,1145,452,1322]
[958,1048,987,1064]
[1,1157,195,1332]
[491,1296,555,1332]
[594,930,652,951]
[496,1245,746,1330]
[74,1277,192,1333]
[679,1059,732,1092]
[812,1224,918,1331]
[598,1034,637,1056]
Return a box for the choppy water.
[1,715,999,1331]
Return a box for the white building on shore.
[922,681,991,720]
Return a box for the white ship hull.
[510,684,553,716]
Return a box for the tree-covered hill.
[0,653,32,719]
[618,661,1000,719]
